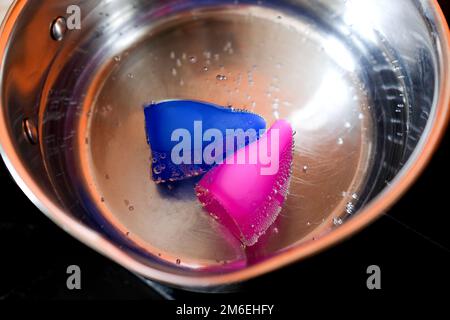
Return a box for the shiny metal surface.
[50,16,67,42]
[0,0,449,289]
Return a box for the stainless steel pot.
[0,0,449,290]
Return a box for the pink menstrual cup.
[196,120,294,246]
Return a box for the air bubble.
[153,166,162,174]
[333,217,343,226]
[203,51,212,59]
[346,202,355,214]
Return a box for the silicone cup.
[196,120,294,246]
[144,100,266,183]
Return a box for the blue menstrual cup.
[144,100,266,183]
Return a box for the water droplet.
[176,259,181,265]
[189,56,197,63]
[337,138,344,145]
[171,68,177,76]
[114,55,121,62]
[358,113,364,120]
[176,59,182,67]
[170,51,175,59]
[273,227,279,234]
[203,66,209,72]
[216,74,227,81]
[129,206,134,211]
[344,122,351,129]
[302,165,308,173]
[127,73,134,79]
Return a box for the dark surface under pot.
[0,129,448,300]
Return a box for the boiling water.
[41,4,409,268]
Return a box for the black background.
[0,1,449,303]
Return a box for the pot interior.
[1,0,440,277]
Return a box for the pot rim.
[0,0,449,288]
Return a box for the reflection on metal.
[50,16,67,41]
